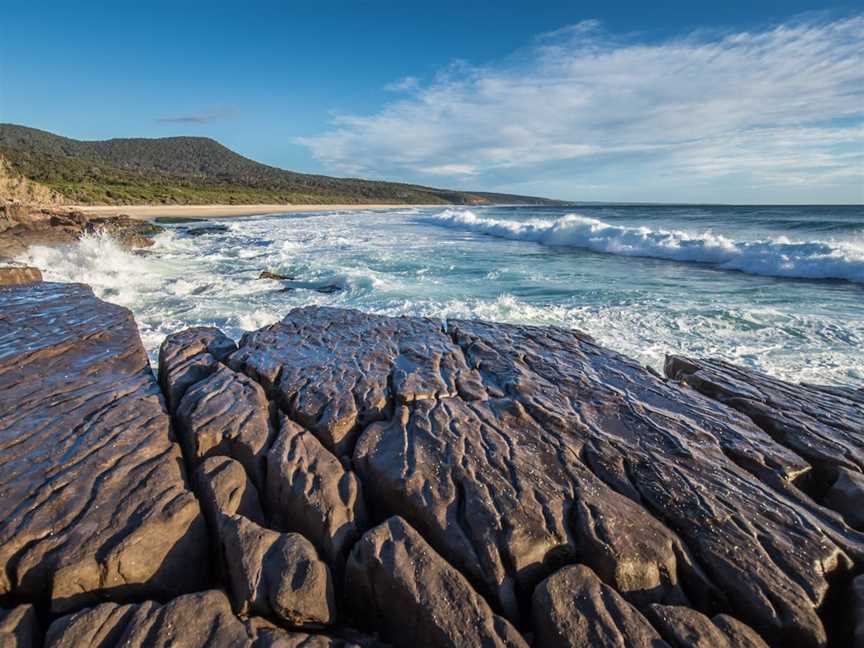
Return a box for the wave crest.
[430,209,864,284]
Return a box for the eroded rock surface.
[345,516,528,648]
[0,282,208,613]
[45,590,350,648]
[267,415,367,567]
[0,604,39,648]
[0,265,41,286]
[646,604,768,648]
[531,564,668,648]
[221,514,335,627]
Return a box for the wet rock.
[45,589,348,647]
[176,364,273,488]
[221,514,335,627]
[531,564,668,648]
[665,355,864,474]
[822,467,864,530]
[158,326,238,413]
[344,516,528,648]
[267,415,367,568]
[0,265,41,286]
[646,604,768,648]
[179,223,229,236]
[0,282,208,613]
[260,270,297,280]
[0,604,39,648]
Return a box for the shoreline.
[73,203,442,221]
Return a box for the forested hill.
[0,124,562,206]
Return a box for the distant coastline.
[75,203,442,221]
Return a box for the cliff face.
[0,281,862,648]
[0,154,68,206]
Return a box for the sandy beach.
[76,203,438,220]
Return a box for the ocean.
[18,204,864,386]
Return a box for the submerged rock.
[260,270,297,280]
[0,282,208,613]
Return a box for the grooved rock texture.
[345,516,528,648]
[267,415,367,567]
[0,282,208,613]
[221,514,335,627]
[646,604,769,648]
[0,604,39,648]
[44,590,352,648]
[194,455,267,529]
[531,564,668,648]
[176,364,273,488]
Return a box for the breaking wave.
[431,210,864,284]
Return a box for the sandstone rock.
[228,307,484,456]
[0,265,41,286]
[665,355,864,474]
[344,516,528,648]
[531,564,668,648]
[267,414,367,567]
[158,326,238,413]
[823,467,864,530]
[194,455,267,528]
[176,364,273,488]
[712,614,771,648]
[646,604,768,648]
[221,514,335,627]
[45,589,349,647]
[0,282,208,613]
[0,604,39,648]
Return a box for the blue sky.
[1,1,862,203]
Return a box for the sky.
[1,1,862,204]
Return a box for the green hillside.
[0,124,562,206]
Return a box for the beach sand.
[76,203,438,221]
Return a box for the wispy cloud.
[296,16,864,199]
[155,109,236,124]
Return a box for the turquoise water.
[19,204,864,386]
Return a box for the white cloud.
[297,16,864,200]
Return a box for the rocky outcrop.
[531,565,668,648]
[0,203,161,258]
[345,516,528,648]
[0,605,39,648]
[221,514,335,627]
[0,264,41,286]
[0,282,208,613]
[45,590,353,648]
[266,415,367,567]
[3,288,862,648]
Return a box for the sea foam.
[431,209,864,284]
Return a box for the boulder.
[531,564,668,648]
[344,516,528,648]
[221,514,335,627]
[0,265,41,287]
[646,604,767,648]
[267,414,367,568]
[193,455,267,529]
[45,590,350,648]
[176,364,273,488]
[823,467,864,530]
[0,282,208,613]
[158,326,238,413]
[0,604,39,648]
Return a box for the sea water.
[18,204,864,386]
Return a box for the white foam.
[431,209,864,284]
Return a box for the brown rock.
[344,516,528,648]
[646,604,768,648]
[712,614,771,648]
[0,282,208,613]
[823,467,864,530]
[0,604,39,648]
[0,265,41,286]
[45,589,350,647]
[193,455,267,528]
[267,414,367,567]
[221,514,335,627]
[260,270,297,280]
[158,326,237,413]
[176,364,273,488]
[531,564,669,648]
